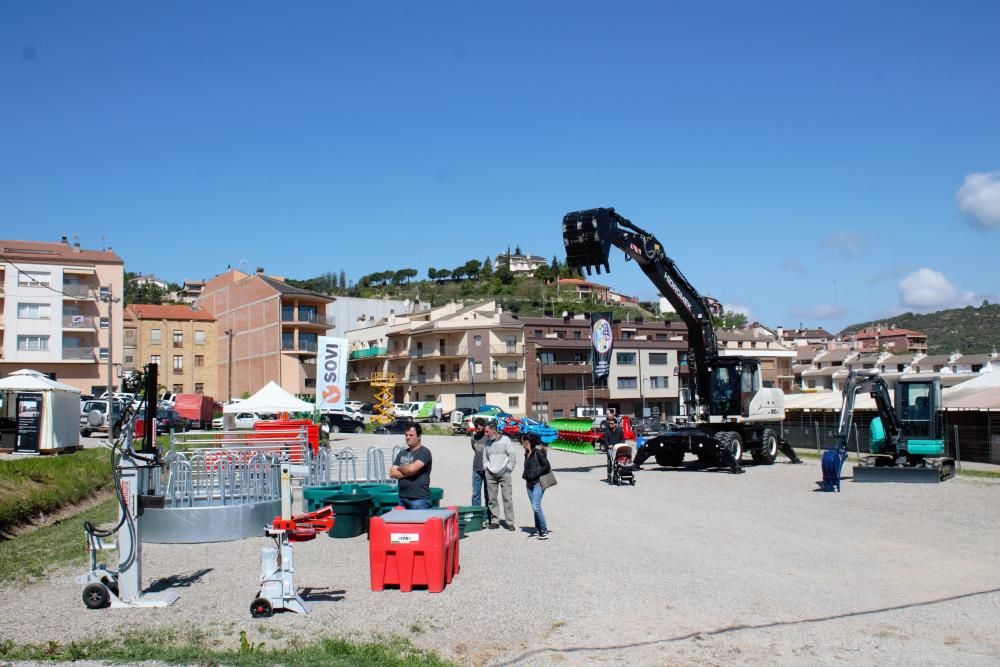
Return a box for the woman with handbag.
[522,434,553,540]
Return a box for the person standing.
[390,424,433,509]
[470,417,492,521]
[522,434,551,539]
[483,421,518,530]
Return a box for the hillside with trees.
[839,302,1000,355]
[283,255,669,323]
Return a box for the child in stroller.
[609,442,636,486]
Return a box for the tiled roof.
[880,354,913,365]
[853,328,925,340]
[1,239,123,264]
[816,348,852,363]
[128,304,216,321]
[912,355,951,367]
[258,275,333,301]
[952,354,996,366]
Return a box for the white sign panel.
[390,533,420,544]
[316,336,348,411]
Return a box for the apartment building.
[493,253,547,277]
[197,269,333,400]
[125,305,218,397]
[347,301,525,414]
[1,238,124,395]
[850,327,928,353]
[715,328,796,393]
[521,315,688,421]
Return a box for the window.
[150,354,161,365]
[298,305,317,322]
[17,335,50,351]
[172,384,183,393]
[282,304,295,321]
[621,330,634,340]
[553,408,564,418]
[173,355,183,371]
[99,347,109,361]
[655,334,668,340]
[304,378,316,388]
[616,352,636,365]
[534,329,543,337]
[195,330,205,345]
[17,303,50,319]
[474,334,482,346]
[195,355,205,367]
[542,377,567,391]
[124,329,135,340]
[649,353,668,365]
[531,402,548,412]
[554,330,566,339]
[124,354,133,363]
[617,376,638,389]
[194,383,204,394]
[508,396,520,408]
[538,352,554,365]
[650,376,670,389]
[151,329,161,344]
[18,270,50,287]
[100,317,109,329]
[574,330,582,338]
[173,330,183,347]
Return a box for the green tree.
[428,267,438,280]
[339,270,347,290]
[435,268,451,282]
[124,272,167,305]
[482,257,493,277]
[515,245,522,255]
[464,259,482,280]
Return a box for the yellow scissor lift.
[369,372,397,424]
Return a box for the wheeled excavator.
[820,370,955,490]
[562,207,799,473]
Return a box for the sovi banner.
[590,312,614,381]
[316,336,348,411]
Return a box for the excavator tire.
[752,429,778,465]
[716,431,743,465]
[655,448,685,467]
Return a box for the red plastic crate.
[369,508,460,592]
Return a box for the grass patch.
[0,496,117,584]
[0,448,113,534]
[0,628,454,666]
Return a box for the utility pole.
[100,286,121,431]
[225,329,234,402]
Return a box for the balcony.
[387,348,409,359]
[62,314,97,329]
[282,339,318,353]
[406,369,525,384]
[539,361,592,374]
[409,345,469,359]
[350,347,388,360]
[281,312,336,327]
[490,343,524,355]
[62,346,96,361]
[62,284,97,299]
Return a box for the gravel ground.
[2,433,999,665]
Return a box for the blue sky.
[3,1,998,334]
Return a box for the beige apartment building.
[347,301,526,414]
[197,269,333,400]
[1,238,124,395]
[124,305,218,398]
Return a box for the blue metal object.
[495,416,558,444]
[820,447,849,492]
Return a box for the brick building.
[197,269,333,400]
[124,305,218,398]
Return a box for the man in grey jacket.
[483,421,518,530]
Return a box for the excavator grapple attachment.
[563,208,615,275]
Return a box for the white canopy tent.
[223,381,314,414]
[0,369,81,453]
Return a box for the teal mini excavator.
[820,370,956,489]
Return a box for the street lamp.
[225,329,234,402]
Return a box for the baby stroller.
[609,442,636,486]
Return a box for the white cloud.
[780,258,806,273]
[956,171,1000,229]
[897,268,975,310]
[722,303,752,318]
[820,231,873,258]
[789,304,847,320]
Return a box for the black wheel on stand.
[250,597,273,618]
[83,583,111,609]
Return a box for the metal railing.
[62,346,96,360]
[61,284,96,298]
[282,312,336,326]
[350,347,388,359]
[490,343,524,354]
[282,339,318,352]
[410,345,469,358]
[62,314,95,328]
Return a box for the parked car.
[154,408,190,432]
[211,412,259,430]
[323,412,366,434]
[461,405,512,433]
[80,400,124,437]
[345,400,364,412]
[372,419,414,435]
